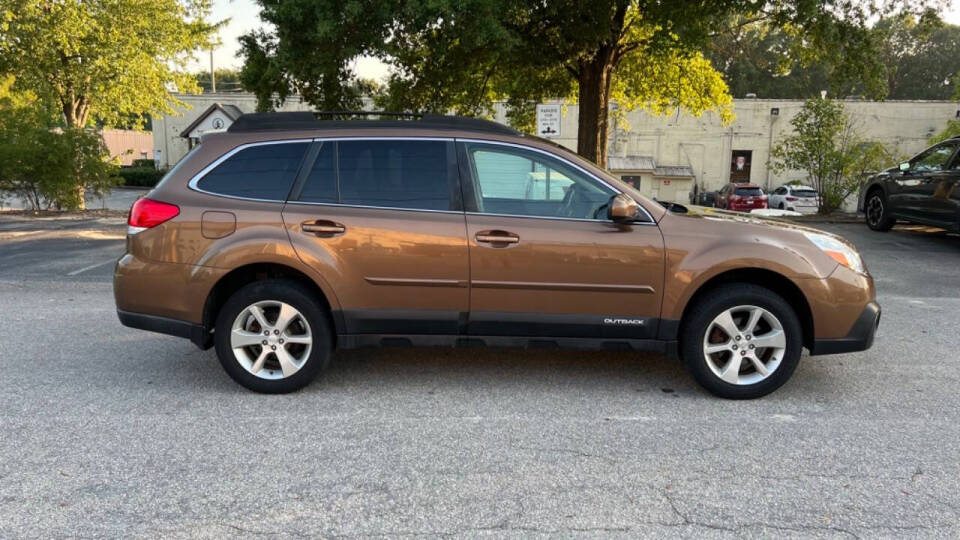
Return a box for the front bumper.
[809,301,880,355]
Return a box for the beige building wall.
[102,129,153,166]
[155,94,959,208]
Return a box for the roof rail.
[226,111,519,136]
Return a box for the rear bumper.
[809,301,880,355]
[117,309,212,349]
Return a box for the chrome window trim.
[283,200,463,216]
[186,135,656,224]
[456,138,655,224]
[464,211,656,225]
[187,139,314,201]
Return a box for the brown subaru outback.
[114,112,879,398]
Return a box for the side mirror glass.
[899,162,910,172]
[608,193,639,222]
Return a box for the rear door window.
[735,187,763,196]
[196,142,309,200]
[296,140,454,211]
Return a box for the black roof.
[227,111,520,136]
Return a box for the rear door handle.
[475,230,519,244]
[302,220,346,236]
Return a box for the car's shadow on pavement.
[162,343,844,402]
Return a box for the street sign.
[536,104,562,138]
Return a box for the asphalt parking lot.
[1,219,958,538]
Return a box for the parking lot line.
[67,259,116,276]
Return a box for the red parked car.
[715,183,768,212]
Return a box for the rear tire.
[778,202,785,210]
[865,190,895,232]
[680,284,803,399]
[214,279,332,393]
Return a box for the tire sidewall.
[215,280,332,393]
[681,285,803,399]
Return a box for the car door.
[770,187,784,209]
[716,184,728,208]
[920,148,960,227]
[458,140,665,339]
[892,142,958,219]
[282,138,469,335]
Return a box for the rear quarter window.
[196,142,309,200]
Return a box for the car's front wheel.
[680,284,802,399]
[865,190,895,231]
[214,279,332,393]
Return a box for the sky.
[193,0,960,82]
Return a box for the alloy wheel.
[703,305,787,385]
[866,195,884,227]
[230,300,312,380]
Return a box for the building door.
[730,150,752,183]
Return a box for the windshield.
[793,189,817,198]
[735,187,763,196]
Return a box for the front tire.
[214,279,332,393]
[865,190,895,231]
[680,284,803,399]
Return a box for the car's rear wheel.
[865,190,895,231]
[214,279,332,393]
[680,284,802,399]
[778,202,785,210]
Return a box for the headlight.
[803,232,866,275]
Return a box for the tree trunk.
[62,97,90,210]
[576,52,615,168]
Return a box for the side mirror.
[899,162,910,172]
[608,193,639,222]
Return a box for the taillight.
[786,196,797,201]
[128,198,179,232]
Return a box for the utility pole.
[210,49,216,93]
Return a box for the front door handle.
[475,230,519,244]
[302,220,346,236]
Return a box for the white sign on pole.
[536,104,562,138]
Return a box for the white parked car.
[768,185,819,214]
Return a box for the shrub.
[0,101,118,210]
[131,158,156,169]
[114,167,164,187]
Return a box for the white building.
[153,94,960,206]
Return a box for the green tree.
[240,0,932,168]
[879,11,960,100]
[710,10,960,100]
[0,0,219,207]
[0,0,220,128]
[772,98,892,214]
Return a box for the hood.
[670,204,855,246]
